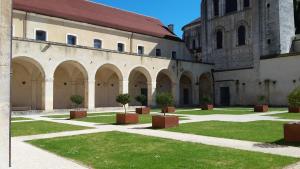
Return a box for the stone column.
[0,0,12,167]
[44,78,54,111]
[120,80,129,94]
[175,82,180,106]
[88,80,95,110]
[148,81,156,107]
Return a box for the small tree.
[257,95,267,105]
[135,95,147,107]
[116,94,131,113]
[288,87,300,107]
[202,96,212,105]
[70,95,84,109]
[156,92,174,116]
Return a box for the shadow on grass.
[255,139,300,148]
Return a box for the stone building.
[11,0,213,112]
[183,0,300,106]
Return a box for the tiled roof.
[13,0,181,41]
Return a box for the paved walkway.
[10,110,300,168]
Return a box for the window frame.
[34,28,48,41]
[117,42,126,52]
[93,38,103,49]
[243,0,250,8]
[156,48,161,57]
[225,0,238,14]
[137,45,145,55]
[237,25,246,46]
[216,30,223,49]
[66,33,78,46]
[171,51,177,59]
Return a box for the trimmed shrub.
[70,95,84,108]
[288,87,300,107]
[156,92,174,116]
[116,94,131,113]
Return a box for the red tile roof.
[13,0,181,41]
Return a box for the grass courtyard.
[29,131,298,169]
[270,112,300,120]
[12,121,90,137]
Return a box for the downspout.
[211,68,216,105]
[130,32,133,54]
[23,12,28,39]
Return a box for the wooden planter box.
[116,113,139,125]
[201,104,214,110]
[152,115,179,129]
[70,111,87,119]
[289,107,300,113]
[254,105,269,112]
[136,107,151,114]
[162,107,176,113]
[284,122,300,142]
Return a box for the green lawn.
[165,121,289,144]
[29,131,298,169]
[11,117,32,121]
[76,114,188,124]
[176,109,254,115]
[12,121,90,137]
[44,112,116,119]
[270,113,300,120]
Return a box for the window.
[117,43,125,52]
[216,30,223,49]
[67,34,77,45]
[193,39,196,49]
[225,0,238,13]
[244,0,250,8]
[213,0,219,16]
[137,46,144,55]
[156,49,161,56]
[238,26,246,46]
[94,39,102,49]
[172,51,177,59]
[35,30,47,41]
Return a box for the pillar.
[0,0,12,167]
[88,80,95,110]
[148,81,156,107]
[44,77,54,111]
[120,80,129,94]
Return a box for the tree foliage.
[288,86,300,107]
[116,94,131,113]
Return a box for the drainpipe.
[130,32,133,54]
[211,69,216,105]
[23,12,28,39]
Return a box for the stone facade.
[183,0,299,106]
[0,0,12,167]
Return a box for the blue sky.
[92,0,201,38]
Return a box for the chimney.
[168,24,174,33]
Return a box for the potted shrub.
[70,95,87,119]
[201,96,214,110]
[135,95,150,114]
[288,87,300,113]
[116,94,139,124]
[254,95,269,112]
[152,93,178,129]
[156,93,175,113]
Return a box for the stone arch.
[199,72,213,104]
[156,69,176,96]
[95,64,123,107]
[179,71,193,106]
[53,61,88,109]
[12,56,45,110]
[128,66,152,106]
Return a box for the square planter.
[136,107,151,114]
[162,107,176,113]
[201,104,214,110]
[284,122,300,142]
[116,113,139,125]
[152,115,179,129]
[254,105,269,112]
[70,111,87,119]
[289,107,300,113]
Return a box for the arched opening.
[12,57,45,110]
[238,25,246,46]
[95,64,123,107]
[199,72,213,104]
[156,70,174,95]
[216,30,223,49]
[53,61,88,109]
[129,67,151,106]
[180,72,193,106]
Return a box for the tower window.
[238,26,246,46]
[35,30,47,41]
[244,0,250,8]
[117,43,125,52]
[193,39,196,49]
[225,0,238,13]
[67,34,77,45]
[216,30,223,49]
[156,49,161,56]
[213,0,219,16]
[94,39,102,49]
[172,51,177,59]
